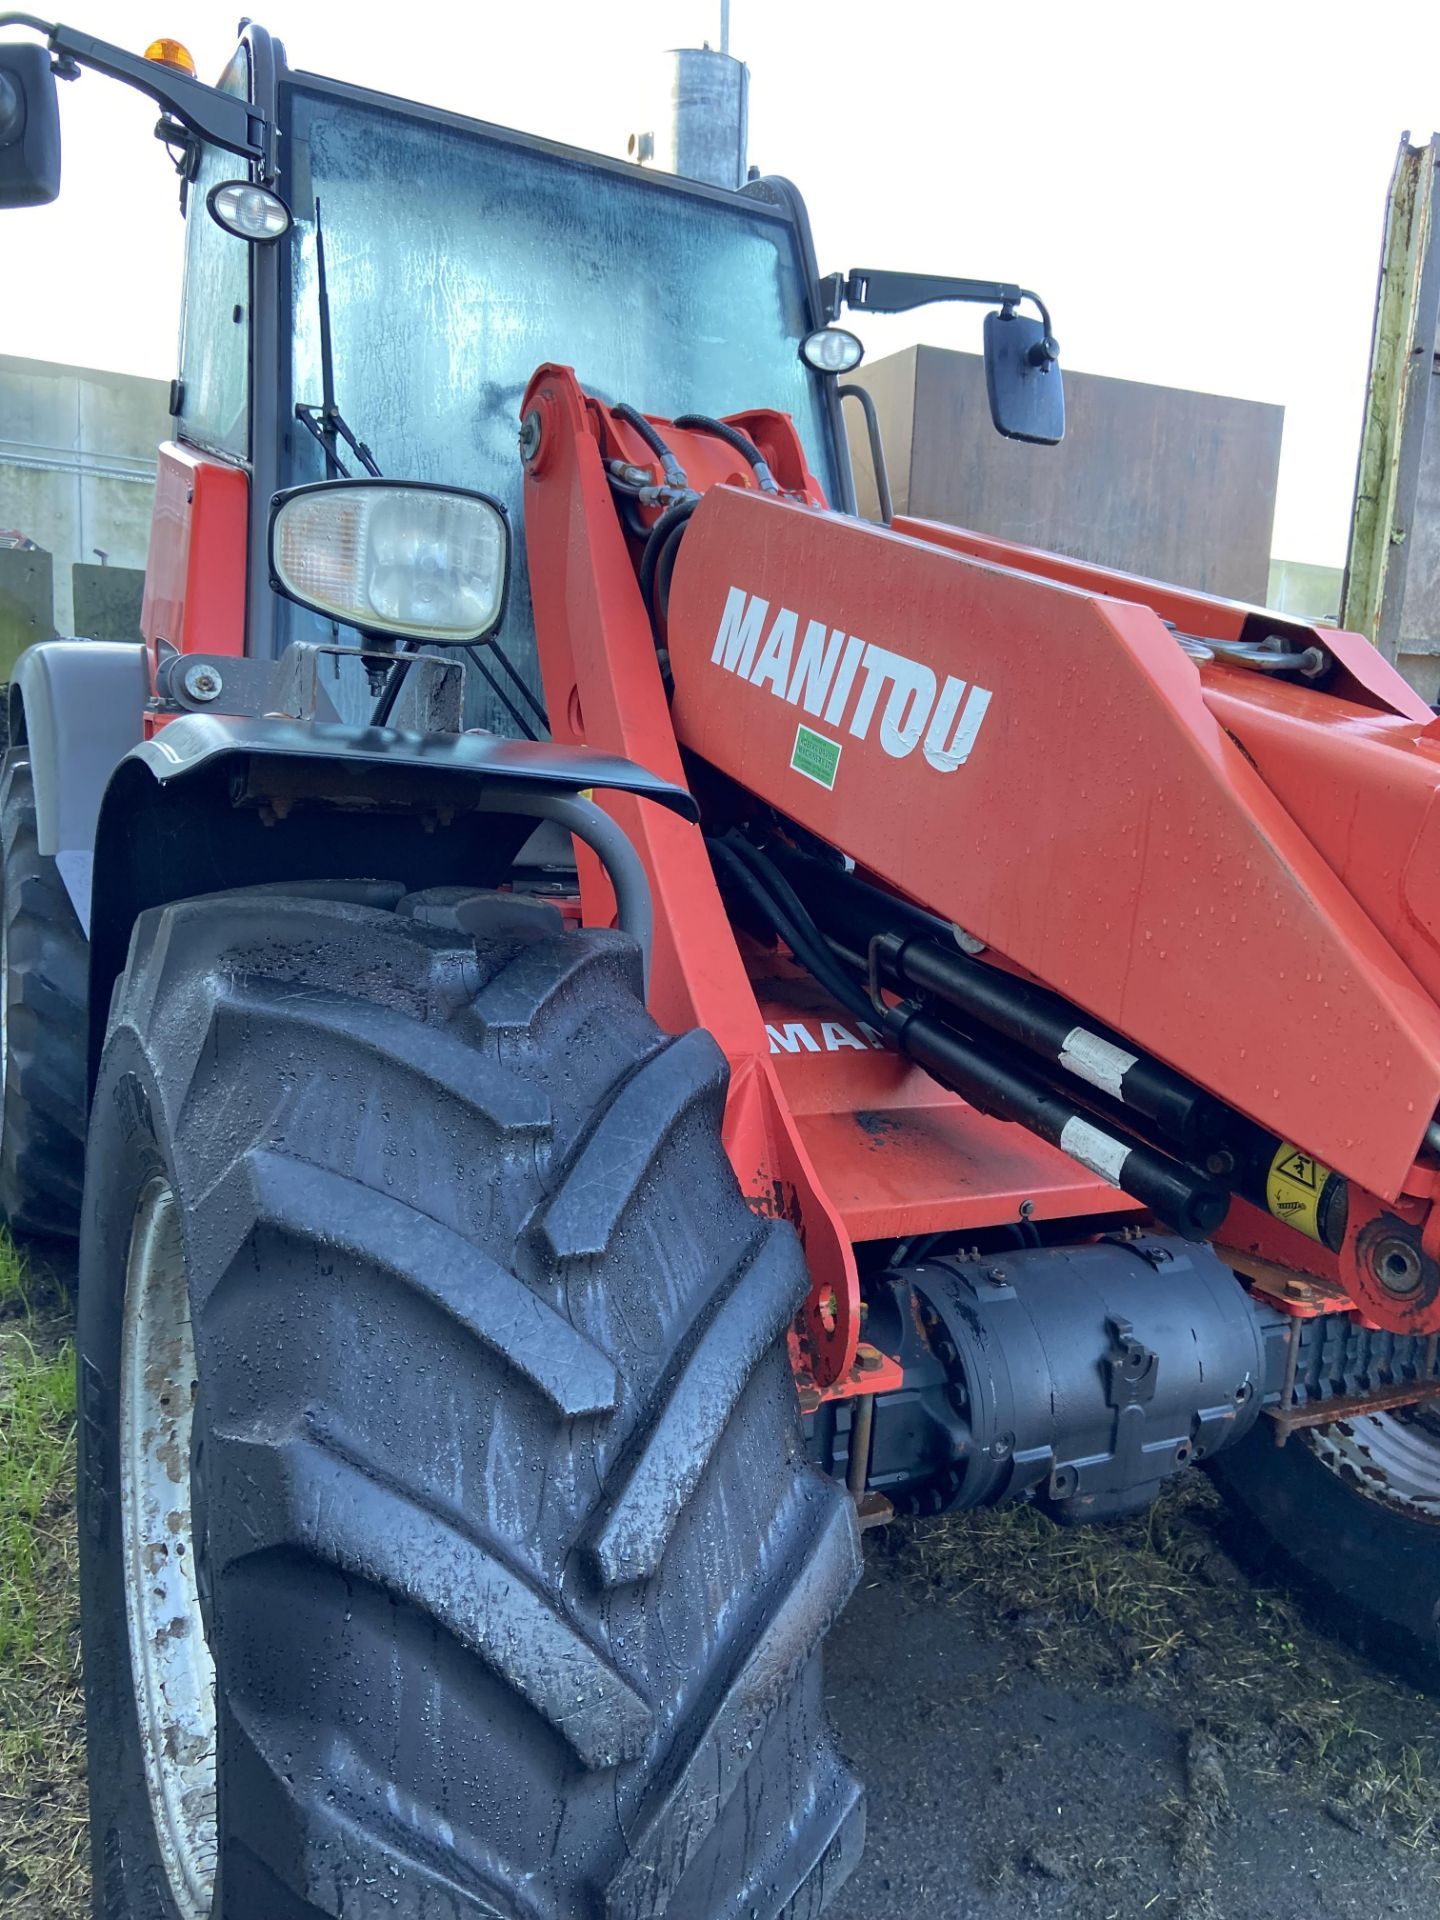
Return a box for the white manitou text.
[711,586,994,773]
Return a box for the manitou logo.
[710,586,993,776]
[766,1019,885,1054]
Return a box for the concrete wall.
[848,345,1284,604]
[1268,557,1344,624]
[0,354,168,639]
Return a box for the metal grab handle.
[839,383,893,526]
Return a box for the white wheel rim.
[1308,1406,1440,1524]
[120,1177,217,1917]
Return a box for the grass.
[0,1236,88,1918]
[882,1479,1440,1871]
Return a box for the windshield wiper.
[294,196,381,480]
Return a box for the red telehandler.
[2,17,1439,1920]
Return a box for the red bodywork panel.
[754,970,1140,1241]
[900,525,1440,1009]
[666,487,1440,1206]
[895,518,1431,724]
[1202,681,1440,1008]
[522,366,1440,1357]
[141,442,248,714]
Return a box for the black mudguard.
[88,710,696,1086]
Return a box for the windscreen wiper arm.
[294,196,381,480]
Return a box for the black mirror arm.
[827,267,1057,360]
[0,14,269,166]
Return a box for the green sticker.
[791,724,841,789]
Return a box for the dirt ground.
[829,1495,1440,1920]
[4,1242,1440,1920]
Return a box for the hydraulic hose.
[706,838,874,1024]
[607,478,652,539]
[673,414,779,493]
[654,513,697,627]
[729,839,858,972]
[758,836,1337,1248]
[709,836,1224,1240]
[612,402,688,491]
[639,499,697,622]
[763,840,1228,1157]
[476,789,654,990]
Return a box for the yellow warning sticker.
[1265,1143,1330,1243]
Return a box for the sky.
[2,0,1436,565]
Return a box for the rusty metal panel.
[0,545,55,680]
[71,562,145,643]
[848,345,1283,602]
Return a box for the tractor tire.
[1213,1409,1440,1692]
[77,880,864,1920]
[0,752,87,1239]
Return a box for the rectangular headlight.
[269,479,510,644]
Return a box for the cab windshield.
[280,81,840,729]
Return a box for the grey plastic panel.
[12,640,150,932]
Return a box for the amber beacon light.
[143,37,196,75]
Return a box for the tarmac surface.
[827,1518,1440,1920]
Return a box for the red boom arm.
[521,364,1440,1353]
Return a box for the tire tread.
[0,754,87,1239]
[80,884,862,1920]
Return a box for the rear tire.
[78,881,863,1919]
[0,752,87,1239]
[1213,1410,1440,1692]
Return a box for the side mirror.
[983,309,1065,445]
[0,43,61,209]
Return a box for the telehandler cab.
[2,16,1439,1919]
